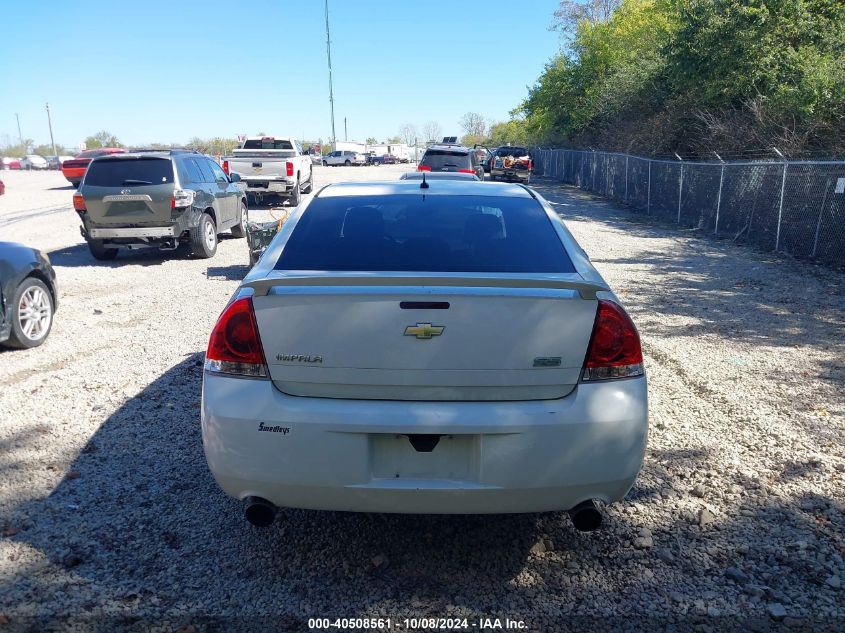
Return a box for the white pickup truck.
[223,136,313,205]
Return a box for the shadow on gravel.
[47,185,76,191]
[47,243,191,268]
[206,264,250,281]
[47,236,243,269]
[2,353,844,627]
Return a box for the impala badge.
[404,323,444,339]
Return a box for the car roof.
[317,181,532,198]
[424,144,472,153]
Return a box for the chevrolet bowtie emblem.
[404,323,444,339]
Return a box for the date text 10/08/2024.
[308,617,528,630]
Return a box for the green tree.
[366,137,378,144]
[85,130,121,149]
[1,139,35,156]
[33,143,67,156]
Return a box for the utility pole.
[45,103,58,160]
[344,117,347,142]
[15,113,24,151]
[324,0,337,150]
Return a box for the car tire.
[344,160,351,166]
[4,277,54,349]
[289,181,301,206]
[322,160,328,167]
[88,239,119,261]
[231,201,248,238]
[190,212,217,258]
[303,168,314,193]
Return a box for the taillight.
[205,297,268,378]
[458,169,475,174]
[527,159,533,171]
[171,189,195,209]
[73,193,86,212]
[286,161,294,177]
[417,165,431,172]
[222,160,229,175]
[582,300,644,381]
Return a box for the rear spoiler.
[244,274,608,300]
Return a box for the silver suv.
[74,150,248,260]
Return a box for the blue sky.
[0,0,562,149]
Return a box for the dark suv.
[418,142,485,181]
[74,150,248,260]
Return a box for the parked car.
[74,150,248,260]
[418,142,485,180]
[222,136,313,206]
[201,180,647,529]
[399,171,479,181]
[0,242,58,349]
[48,155,75,170]
[489,146,533,183]
[20,155,49,170]
[323,150,367,166]
[1,157,21,170]
[0,178,4,195]
[61,148,127,187]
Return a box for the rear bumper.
[243,179,293,194]
[492,169,531,181]
[88,226,176,239]
[201,375,648,514]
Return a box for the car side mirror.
[229,173,241,183]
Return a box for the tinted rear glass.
[496,147,529,157]
[84,158,174,187]
[242,139,294,150]
[420,150,472,171]
[274,194,574,273]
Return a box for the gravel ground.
[0,169,843,631]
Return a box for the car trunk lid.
[248,273,604,401]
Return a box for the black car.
[74,150,248,261]
[0,242,58,349]
[418,141,485,181]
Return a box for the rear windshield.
[84,158,174,187]
[242,139,294,150]
[496,147,529,157]
[420,150,473,171]
[274,194,574,273]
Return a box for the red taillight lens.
[458,169,475,174]
[286,161,294,177]
[205,297,268,378]
[73,193,86,212]
[582,300,643,381]
[222,160,229,175]
[527,159,533,171]
[417,165,431,172]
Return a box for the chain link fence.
[533,149,845,265]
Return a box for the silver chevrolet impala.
[201,180,648,530]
